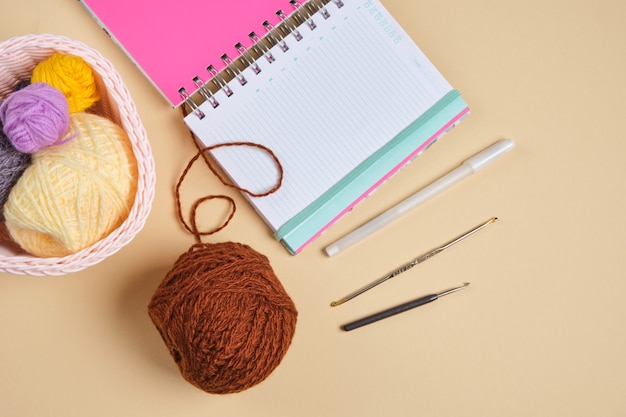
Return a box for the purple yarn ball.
[0,129,32,215]
[0,82,70,153]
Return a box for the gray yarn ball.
[0,126,32,217]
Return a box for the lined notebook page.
[184,0,453,231]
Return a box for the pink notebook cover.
[79,0,289,107]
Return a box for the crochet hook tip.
[437,282,471,298]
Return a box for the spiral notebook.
[79,0,469,254]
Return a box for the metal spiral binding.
[221,54,247,86]
[207,64,233,97]
[277,10,303,41]
[193,76,219,108]
[235,42,262,74]
[180,0,339,118]
[313,0,331,19]
[178,88,205,119]
[249,32,276,63]
[263,21,290,52]
[289,0,320,28]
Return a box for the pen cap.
[463,138,515,172]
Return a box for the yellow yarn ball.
[31,53,101,113]
[3,113,138,257]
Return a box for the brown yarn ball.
[148,241,298,394]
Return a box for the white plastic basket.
[0,34,155,275]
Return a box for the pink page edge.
[292,106,471,254]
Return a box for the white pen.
[324,138,516,257]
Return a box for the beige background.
[1,0,625,416]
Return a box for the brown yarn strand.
[192,140,284,198]
[175,141,284,243]
[185,110,283,198]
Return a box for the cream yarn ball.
[3,112,138,257]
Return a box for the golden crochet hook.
[330,217,497,307]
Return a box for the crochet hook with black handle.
[341,282,470,331]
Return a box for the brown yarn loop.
[148,241,298,394]
[175,141,284,242]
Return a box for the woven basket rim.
[0,34,156,276]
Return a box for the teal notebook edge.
[275,90,469,255]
